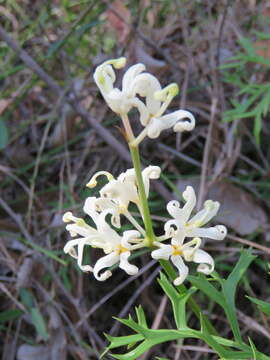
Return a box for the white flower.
[143,85,195,139]
[164,186,227,242]
[63,204,141,280]
[94,57,151,125]
[87,165,161,211]
[151,236,214,285]
[94,57,195,144]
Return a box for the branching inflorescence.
[63,57,227,286]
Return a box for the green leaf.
[188,275,224,307]
[0,309,24,323]
[19,288,35,309]
[158,272,196,329]
[105,334,143,350]
[0,119,9,150]
[135,306,148,328]
[30,308,49,341]
[221,249,256,343]
[247,296,270,316]
[249,337,257,360]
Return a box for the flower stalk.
[129,142,155,247]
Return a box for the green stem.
[129,142,218,336]
[159,259,218,336]
[129,144,155,247]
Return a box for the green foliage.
[247,296,270,316]
[222,35,270,144]
[19,288,49,341]
[105,250,270,360]
[0,309,23,323]
[0,118,9,150]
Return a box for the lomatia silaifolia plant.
[63,58,270,360]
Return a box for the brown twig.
[197,98,218,210]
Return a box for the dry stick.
[216,0,232,113]
[0,196,104,351]
[75,259,157,330]
[197,98,217,210]
[228,234,270,256]
[103,0,181,73]
[0,25,172,202]
[26,113,55,228]
[35,281,89,360]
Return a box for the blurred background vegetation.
[0,0,270,359]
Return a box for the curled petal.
[93,252,119,281]
[131,73,162,114]
[94,64,115,96]
[64,239,93,272]
[192,249,214,275]
[83,197,99,222]
[188,225,227,240]
[118,168,135,183]
[86,171,114,189]
[93,198,122,228]
[129,97,149,126]
[171,255,189,285]
[182,237,202,261]
[105,88,127,114]
[122,63,145,94]
[142,165,161,197]
[64,239,80,258]
[189,200,220,227]
[146,110,195,139]
[122,230,141,249]
[93,57,126,96]
[119,251,138,275]
[100,179,138,207]
[151,243,173,260]
[95,209,122,246]
[167,186,196,226]
[77,242,93,272]
[66,223,96,238]
[164,219,178,237]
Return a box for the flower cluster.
[63,58,227,285]
[63,166,160,281]
[63,172,226,284]
[93,57,195,143]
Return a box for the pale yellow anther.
[112,57,126,69]
[119,204,127,214]
[154,83,179,101]
[101,57,126,70]
[116,244,129,255]
[76,218,87,227]
[172,244,183,256]
[63,211,73,223]
[86,171,114,188]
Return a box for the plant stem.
[159,259,218,336]
[129,144,155,247]
[129,142,217,336]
